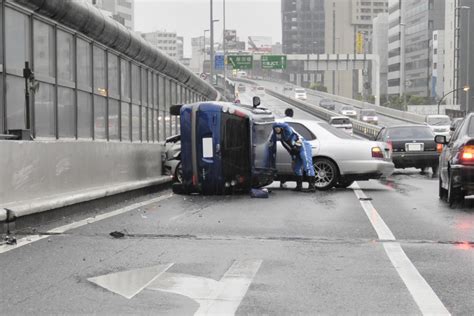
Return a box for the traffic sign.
[215,54,225,70]
[227,55,253,70]
[261,55,287,70]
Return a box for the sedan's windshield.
[295,89,305,93]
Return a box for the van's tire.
[313,158,339,191]
[172,183,187,195]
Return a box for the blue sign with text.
[215,55,224,70]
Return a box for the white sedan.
[276,119,394,190]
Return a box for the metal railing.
[265,89,382,139]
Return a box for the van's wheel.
[336,180,355,189]
[172,183,187,195]
[313,158,339,191]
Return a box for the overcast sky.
[135,0,281,57]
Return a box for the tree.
[309,82,328,92]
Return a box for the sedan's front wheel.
[313,158,339,191]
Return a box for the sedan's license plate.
[407,143,423,151]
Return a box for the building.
[324,0,388,98]
[247,36,272,53]
[387,0,402,97]
[272,42,283,54]
[444,0,474,111]
[281,0,325,54]
[142,31,178,58]
[387,0,445,98]
[372,13,389,98]
[191,36,209,73]
[177,36,184,61]
[432,30,445,100]
[90,0,135,30]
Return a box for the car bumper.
[392,151,439,168]
[450,165,474,193]
[338,160,395,179]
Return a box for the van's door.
[194,107,222,194]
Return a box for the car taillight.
[372,147,384,158]
[461,145,474,163]
[437,143,443,153]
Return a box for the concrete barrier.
[0,140,170,219]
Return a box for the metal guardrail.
[265,89,381,139]
[231,77,382,139]
[245,76,427,124]
[302,90,426,124]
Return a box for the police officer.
[273,122,316,192]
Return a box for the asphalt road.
[1,91,472,315]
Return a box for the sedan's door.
[276,122,319,174]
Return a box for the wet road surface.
[1,92,472,315]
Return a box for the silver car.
[162,135,182,182]
[275,119,394,190]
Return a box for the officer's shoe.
[293,177,303,192]
[305,177,317,193]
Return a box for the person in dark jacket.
[273,122,316,192]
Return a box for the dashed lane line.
[0,194,173,255]
[353,182,450,315]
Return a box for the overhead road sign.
[228,55,253,70]
[261,55,287,70]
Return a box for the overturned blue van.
[172,100,277,195]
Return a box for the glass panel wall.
[1,5,208,142]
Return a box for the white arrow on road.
[88,259,262,315]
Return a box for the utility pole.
[210,0,215,85]
[223,0,226,88]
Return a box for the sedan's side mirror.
[434,135,448,145]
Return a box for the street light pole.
[210,0,215,84]
[203,29,209,74]
[437,86,470,115]
[457,6,471,114]
[400,23,407,107]
[223,0,226,88]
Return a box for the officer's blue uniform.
[273,122,315,177]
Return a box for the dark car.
[283,84,293,91]
[375,125,440,172]
[319,99,336,111]
[436,114,474,205]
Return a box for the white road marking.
[194,259,262,316]
[353,182,450,315]
[148,259,263,316]
[0,194,173,254]
[88,263,173,299]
